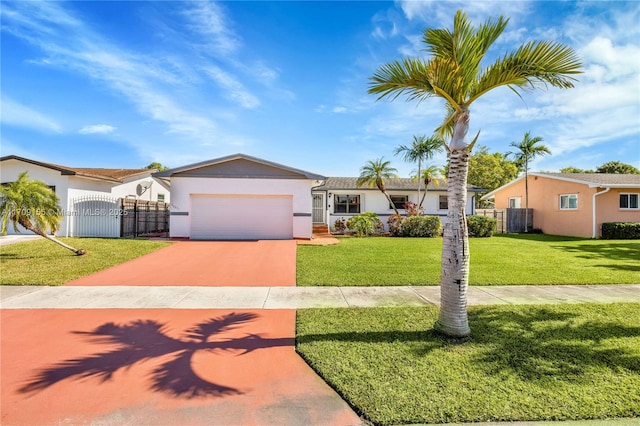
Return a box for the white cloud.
[1,97,62,133]
[203,66,260,109]
[1,1,230,146]
[180,1,241,55]
[397,0,530,25]
[78,124,116,134]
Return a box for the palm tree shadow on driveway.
[19,312,293,398]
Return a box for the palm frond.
[368,58,435,102]
[424,10,509,101]
[0,172,62,235]
[356,158,398,189]
[470,40,582,104]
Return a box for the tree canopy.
[145,162,169,171]
[595,161,640,174]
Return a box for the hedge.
[400,215,442,237]
[467,215,497,238]
[601,222,640,239]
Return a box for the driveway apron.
[2,240,363,425]
[66,240,296,287]
[1,309,362,425]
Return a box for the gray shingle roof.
[314,177,485,192]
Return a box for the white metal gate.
[312,193,325,223]
[70,195,121,237]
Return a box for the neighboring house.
[1,155,170,237]
[312,177,485,232]
[481,172,640,238]
[153,154,325,240]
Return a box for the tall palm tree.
[508,132,551,232]
[369,9,581,338]
[356,158,400,215]
[394,135,444,208]
[414,164,444,208]
[1,172,86,255]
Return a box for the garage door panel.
[191,195,293,240]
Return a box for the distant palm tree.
[508,132,551,232]
[414,164,445,207]
[394,135,444,208]
[368,9,581,338]
[1,172,86,255]
[356,158,400,215]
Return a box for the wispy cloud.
[203,66,260,109]
[1,1,230,148]
[1,97,63,133]
[180,1,241,56]
[78,124,116,135]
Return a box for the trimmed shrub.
[601,222,640,239]
[347,212,383,237]
[467,215,497,238]
[387,214,403,236]
[332,217,347,233]
[400,215,441,237]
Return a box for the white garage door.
[190,194,293,240]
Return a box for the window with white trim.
[438,195,448,210]
[560,194,578,210]
[157,194,165,202]
[509,197,521,208]
[334,195,361,214]
[619,193,639,209]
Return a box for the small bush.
[332,217,347,233]
[403,201,423,217]
[347,212,383,237]
[387,214,404,236]
[601,222,640,239]
[467,215,497,238]
[400,215,441,237]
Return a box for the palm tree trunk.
[381,189,400,215]
[524,157,529,232]
[19,220,86,255]
[417,159,422,209]
[435,111,471,339]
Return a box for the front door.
[312,192,325,223]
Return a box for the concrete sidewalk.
[2,284,639,309]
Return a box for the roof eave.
[155,153,325,180]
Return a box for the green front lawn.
[0,238,170,285]
[296,303,640,425]
[297,234,640,285]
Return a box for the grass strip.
[297,234,640,285]
[296,303,640,425]
[0,238,170,285]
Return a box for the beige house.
[482,173,640,238]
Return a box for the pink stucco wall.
[493,175,640,237]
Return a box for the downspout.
[592,187,611,238]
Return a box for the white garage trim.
[190,194,293,240]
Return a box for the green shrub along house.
[312,177,485,234]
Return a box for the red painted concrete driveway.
[1,309,362,425]
[67,240,296,287]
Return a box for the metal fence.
[69,196,169,237]
[475,208,506,233]
[70,195,121,237]
[120,198,170,237]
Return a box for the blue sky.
[2,0,639,178]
